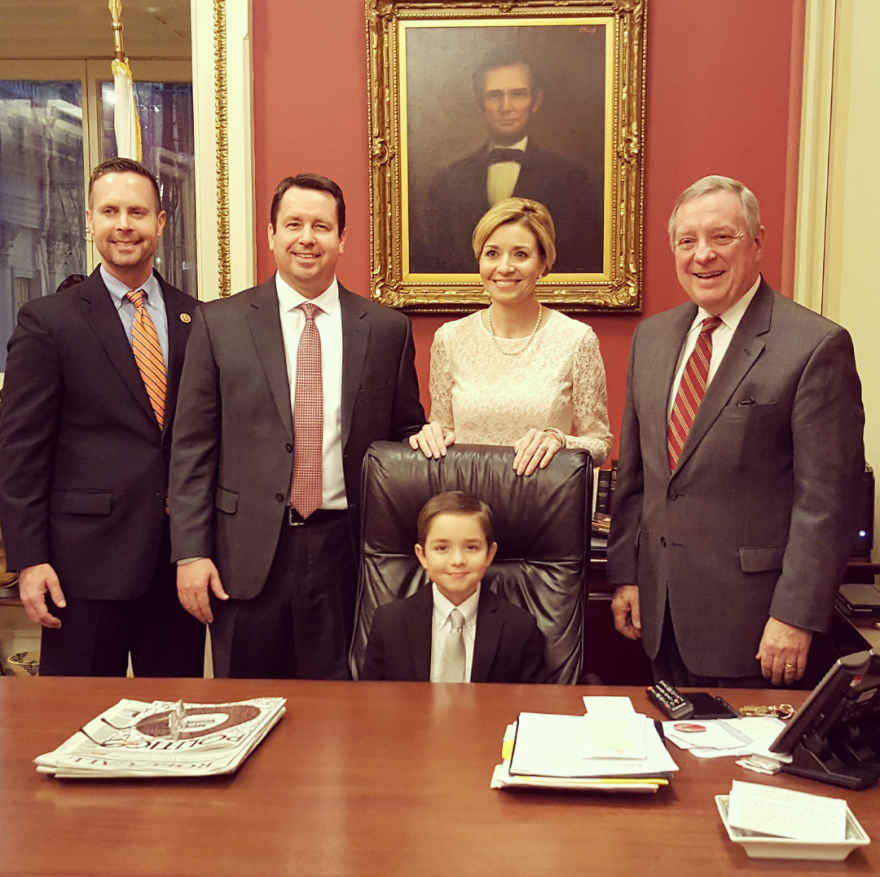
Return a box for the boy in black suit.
[361,491,546,683]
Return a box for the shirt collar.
[101,265,161,310]
[488,136,528,153]
[275,272,339,316]
[689,274,762,334]
[432,582,481,627]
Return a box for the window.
[0,80,86,370]
[101,81,196,297]
[0,61,194,373]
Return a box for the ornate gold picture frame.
[366,0,647,313]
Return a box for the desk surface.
[1,679,877,877]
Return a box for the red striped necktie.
[667,316,723,471]
[126,289,167,428]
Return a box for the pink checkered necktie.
[667,316,723,472]
[289,302,323,518]
[126,289,167,428]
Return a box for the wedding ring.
[538,444,549,451]
[784,663,795,668]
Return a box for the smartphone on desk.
[686,692,740,720]
[648,680,740,720]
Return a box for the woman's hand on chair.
[513,429,562,476]
[409,422,455,459]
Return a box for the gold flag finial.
[109,0,126,61]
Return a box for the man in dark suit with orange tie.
[608,176,864,689]
[0,158,204,676]
[169,174,425,679]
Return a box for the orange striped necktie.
[667,316,723,471]
[126,289,167,428]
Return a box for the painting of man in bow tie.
[406,28,606,276]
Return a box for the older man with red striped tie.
[608,175,864,690]
[0,158,204,676]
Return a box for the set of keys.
[738,704,795,719]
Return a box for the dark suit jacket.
[361,585,547,683]
[607,280,865,678]
[0,268,198,600]
[168,279,425,599]
[413,140,603,275]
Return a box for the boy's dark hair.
[270,173,346,233]
[88,158,161,211]
[417,491,494,546]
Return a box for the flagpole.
[109,0,142,161]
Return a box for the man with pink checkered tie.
[169,174,425,679]
[608,176,864,689]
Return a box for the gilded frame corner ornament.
[365,0,647,314]
[213,0,232,297]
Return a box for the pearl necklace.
[486,303,544,357]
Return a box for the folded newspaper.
[35,697,286,779]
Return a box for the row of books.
[592,460,618,541]
[594,459,618,517]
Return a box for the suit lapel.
[339,286,369,449]
[161,274,189,439]
[465,147,492,216]
[246,278,293,441]
[514,141,547,197]
[404,586,434,681]
[78,269,156,423]
[471,590,502,683]
[644,304,697,475]
[673,281,771,475]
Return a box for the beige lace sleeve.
[428,325,454,433]
[564,326,613,466]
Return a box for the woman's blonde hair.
[471,197,556,273]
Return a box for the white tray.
[715,794,871,861]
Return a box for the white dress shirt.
[667,275,761,420]
[430,582,480,683]
[275,273,347,509]
[487,136,527,206]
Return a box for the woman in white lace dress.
[411,198,612,475]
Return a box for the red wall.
[252,0,803,458]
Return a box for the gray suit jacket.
[168,279,425,599]
[607,280,864,677]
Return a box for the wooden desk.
[0,679,877,876]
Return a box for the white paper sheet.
[727,780,848,842]
[663,717,785,759]
[582,696,637,716]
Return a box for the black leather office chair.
[350,442,593,684]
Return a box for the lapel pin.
[180,313,192,323]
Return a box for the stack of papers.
[35,697,286,779]
[716,781,872,860]
[726,780,848,841]
[491,698,679,793]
